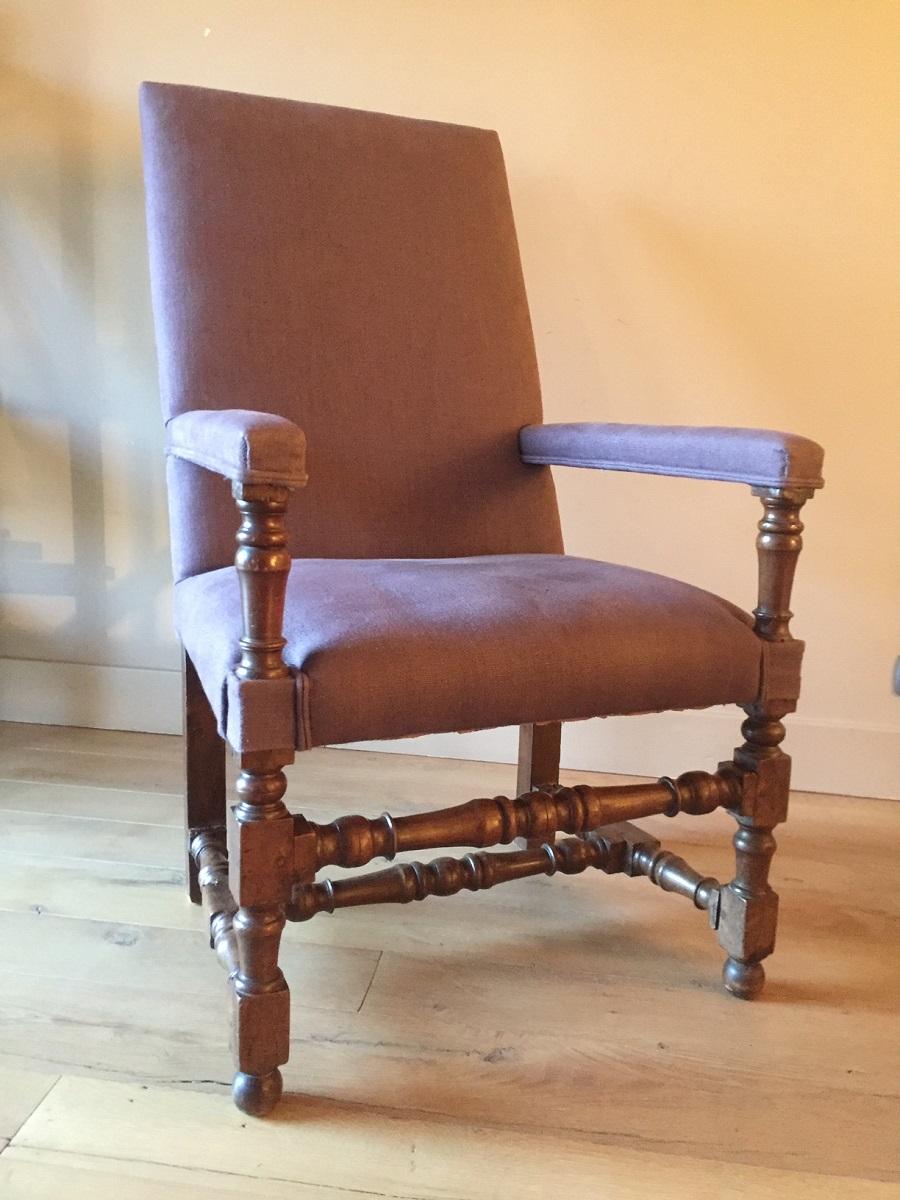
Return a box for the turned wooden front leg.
[719,702,792,998]
[228,481,296,1115]
[719,487,811,999]
[229,750,294,1115]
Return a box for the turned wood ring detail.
[379,811,399,861]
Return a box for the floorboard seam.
[0,776,181,798]
[0,808,180,829]
[6,1074,63,1145]
[4,1142,450,1200]
[357,950,384,1013]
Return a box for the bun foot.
[232,1068,283,1116]
[723,956,766,1000]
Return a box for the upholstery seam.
[166,443,307,486]
[519,454,824,489]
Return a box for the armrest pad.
[520,423,824,490]
[166,409,307,487]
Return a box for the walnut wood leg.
[228,749,294,1116]
[718,703,790,999]
[516,722,561,848]
[719,486,811,999]
[226,480,297,1115]
[516,722,561,795]
[183,649,226,904]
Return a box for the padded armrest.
[519,423,824,490]
[166,409,308,488]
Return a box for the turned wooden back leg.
[516,722,561,848]
[517,722,562,796]
[183,650,226,904]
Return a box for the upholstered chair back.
[140,83,563,581]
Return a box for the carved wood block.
[228,811,294,909]
[717,882,779,962]
[229,982,290,1075]
[292,814,318,882]
[583,821,659,876]
[729,753,792,827]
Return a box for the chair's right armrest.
[166,408,308,488]
[519,422,824,491]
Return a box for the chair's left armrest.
[166,408,308,488]
[519,422,824,491]
[167,409,306,756]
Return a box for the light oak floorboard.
[0,722,182,761]
[0,1067,58,1140]
[2,723,898,1191]
[1,810,180,868]
[0,1146,415,1200]
[0,745,182,794]
[12,1075,897,1200]
[4,909,379,1015]
[0,778,183,825]
[0,961,895,1178]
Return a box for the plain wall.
[1,1,898,795]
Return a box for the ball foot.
[723,956,766,1000]
[232,1068,283,1116]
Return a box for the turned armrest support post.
[728,485,815,818]
[751,485,814,644]
[737,483,814,786]
[232,481,294,683]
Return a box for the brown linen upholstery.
[174,554,766,750]
[140,82,562,583]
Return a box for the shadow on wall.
[0,37,178,682]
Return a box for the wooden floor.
[0,721,897,1199]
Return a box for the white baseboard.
[1,658,896,799]
[346,712,899,801]
[0,658,183,737]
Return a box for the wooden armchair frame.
[139,82,825,1120]
[184,478,814,1116]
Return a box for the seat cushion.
[175,555,766,752]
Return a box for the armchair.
[140,82,824,1117]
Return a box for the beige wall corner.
[1,2,897,795]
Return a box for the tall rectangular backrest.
[140,83,563,580]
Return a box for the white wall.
[1,1,898,796]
